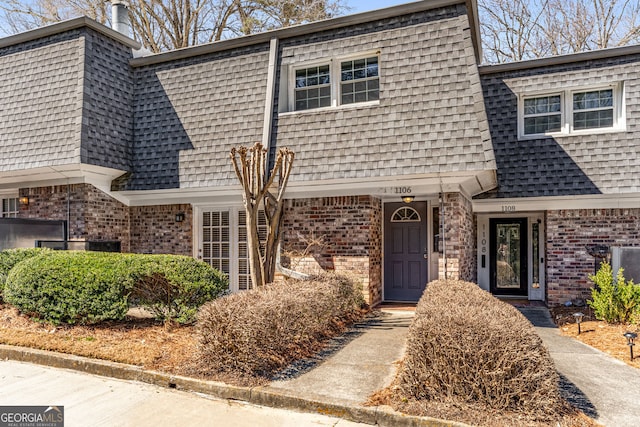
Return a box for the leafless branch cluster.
[230,142,294,288]
[0,0,348,52]
[480,0,640,63]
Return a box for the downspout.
[67,181,71,243]
[275,241,309,280]
[260,37,306,280]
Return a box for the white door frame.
[476,213,545,301]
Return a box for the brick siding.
[282,196,383,306]
[546,208,640,306]
[440,192,476,282]
[19,184,130,251]
[130,204,192,255]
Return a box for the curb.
[0,344,469,427]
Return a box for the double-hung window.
[572,89,614,130]
[1,197,18,217]
[340,57,379,105]
[519,83,624,138]
[290,53,380,112]
[295,65,331,111]
[523,94,562,135]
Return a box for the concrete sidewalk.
[1,308,470,427]
[267,309,414,406]
[519,307,640,427]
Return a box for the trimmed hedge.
[393,280,564,420]
[4,251,227,325]
[0,248,51,300]
[129,254,228,324]
[195,274,365,379]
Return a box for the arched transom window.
[391,207,421,222]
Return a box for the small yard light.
[624,332,637,361]
[573,312,584,335]
[18,196,29,206]
[175,212,185,223]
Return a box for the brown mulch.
[0,304,196,374]
[550,306,640,369]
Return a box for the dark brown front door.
[490,218,528,296]
[384,202,428,301]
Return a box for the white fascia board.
[473,193,640,213]
[0,164,126,189]
[122,170,497,206]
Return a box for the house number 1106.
[394,187,412,194]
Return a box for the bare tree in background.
[0,0,347,52]
[230,142,294,289]
[479,0,640,63]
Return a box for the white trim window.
[572,89,614,130]
[523,94,562,135]
[1,197,18,218]
[197,206,267,292]
[289,52,380,112]
[519,83,624,138]
[294,64,331,111]
[340,56,379,105]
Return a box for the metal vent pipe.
[111,1,131,38]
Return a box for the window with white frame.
[295,64,331,110]
[200,208,267,292]
[572,89,614,130]
[340,56,379,105]
[523,94,562,135]
[290,53,380,111]
[1,198,18,218]
[519,83,624,137]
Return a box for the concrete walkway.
[519,307,640,427]
[0,360,366,427]
[267,309,414,406]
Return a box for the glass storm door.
[490,218,528,296]
[384,202,428,301]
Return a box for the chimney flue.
[111,1,131,38]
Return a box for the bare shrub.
[194,273,365,380]
[393,280,565,421]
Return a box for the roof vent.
[111,1,131,38]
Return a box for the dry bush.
[393,279,565,422]
[194,273,365,380]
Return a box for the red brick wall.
[283,196,383,306]
[440,192,476,282]
[130,204,192,255]
[20,184,130,251]
[546,208,640,306]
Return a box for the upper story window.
[523,94,562,135]
[295,65,331,111]
[340,57,379,105]
[289,52,380,112]
[572,89,613,130]
[1,197,18,218]
[519,83,624,138]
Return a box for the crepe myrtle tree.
[230,142,294,288]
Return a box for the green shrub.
[4,251,228,325]
[195,273,365,379]
[4,251,132,324]
[128,254,228,324]
[588,261,640,324]
[0,248,51,300]
[392,280,564,420]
